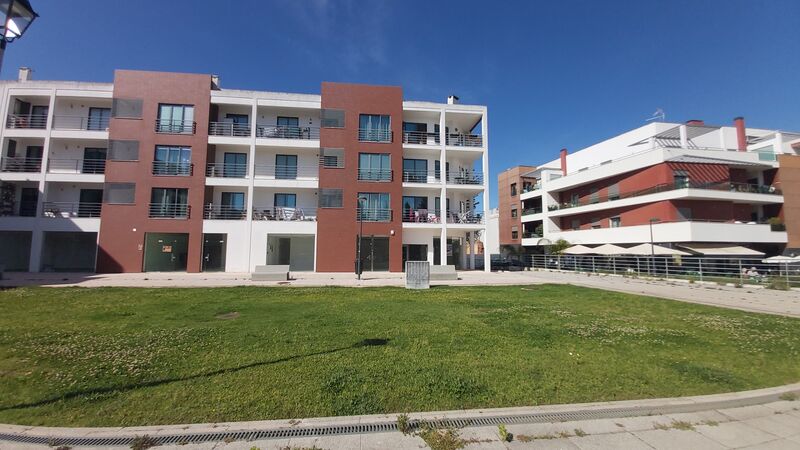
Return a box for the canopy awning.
[625,243,691,256]
[562,245,597,255]
[592,243,631,255]
[677,243,765,257]
[762,255,800,264]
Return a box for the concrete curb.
[1,382,798,446]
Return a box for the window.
[610,217,621,228]
[511,207,518,218]
[674,170,690,188]
[358,192,391,221]
[276,116,300,138]
[359,114,391,142]
[220,192,245,219]
[608,184,620,201]
[223,152,247,178]
[403,122,428,144]
[677,207,692,220]
[156,104,195,133]
[570,193,580,206]
[154,146,192,176]
[403,159,428,183]
[111,98,142,119]
[274,193,297,208]
[320,148,344,168]
[319,189,343,208]
[589,187,599,204]
[103,183,135,204]
[108,140,139,161]
[88,107,111,131]
[82,148,107,174]
[402,196,429,221]
[275,154,298,179]
[510,183,517,196]
[358,153,391,181]
[321,108,345,128]
[511,226,519,240]
[150,188,189,218]
[571,219,580,230]
[591,218,601,229]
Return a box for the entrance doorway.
[78,189,103,217]
[202,233,227,271]
[433,237,463,268]
[266,235,315,271]
[357,235,390,272]
[402,244,427,271]
[143,233,189,272]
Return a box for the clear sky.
[3,0,799,207]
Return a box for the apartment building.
[499,119,800,256]
[0,69,490,273]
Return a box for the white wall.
[402,228,437,264]
[484,209,499,254]
[52,98,111,118]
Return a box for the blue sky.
[3,0,799,207]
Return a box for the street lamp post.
[648,218,660,275]
[356,195,367,280]
[0,0,38,73]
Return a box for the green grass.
[0,284,798,427]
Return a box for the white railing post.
[636,257,640,276]
[665,257,669,279]
[739,259,743,285]
[592,256,596,274]
[698,258,704,282]
[612,257,616,275]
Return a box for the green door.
[143,233,189,272]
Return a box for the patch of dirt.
[215,312,240,320]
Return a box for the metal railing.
[553,180,782,211]
[0,157,42,172]
[522,208,542,216]
[402,131,439,145]
[522,231,542,239]
[252,206,316,221]
[357,208,392,222]
[155,119,196,134]
[402,170,438,183]
[447,171,483,185]
[6,113,48,129]
[358,128,392,142]
[206,162,248,178]
[253,164,319,179]
[524,254,800,288]
[209,121,251,137]
[152,161,193,176]
[256,125,319,140]
[42,202,102,218]
[52,115,110,131]
[444,210,484,224]
[358,168,393,181]
[522,183,542,193]
[446,133,482,147]
[149,203,191,219]
[402,209,443,223]
[47,158,106,174]
[203,205,246,220]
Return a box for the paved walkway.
[3,269,799,318]
[3,383,800,449]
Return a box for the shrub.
[397,413,412,435]
[417,423,465,450]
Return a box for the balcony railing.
[402,210,484,224]
[357,208,392,222]
[149,203,190,219]
[552,180,782,211]
[446,133,482,147]
[209,121,251,137]
[402,131,439,145]
[203,204,247,220]
[522,232,542,239]
[0,157,42,172]
[358,128,392,143]
[152,161,193,176]
[52,115,110,131]
[155,119,196,134]
[48,158,106,174]
[253,164,319,179]
[447,171,483,185]
[206,162,248,178]
[256,125,319,140]
[522,183,542,193]
[42,202,102,218]
[6,114,48,129]
[402,170,438,183]
[252,206,316,221]
[357,168,393,181]
[445,210,485,224]
[522,208,543,216]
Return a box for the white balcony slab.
[49,130,108,140]
[204,177,250,187]
[45,173,105,183]
[252,178,318,189]
[208,135,251,146]
[547,222,786,245]
[255,138,319,149]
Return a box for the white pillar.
[481,107,490,272]
[439,107,448,266]
[245,100,257,272]
[774,132,783,155]
[469,231,475,270]
[28,230,43,272]
[719,128,727,150]
[679,124,688,148]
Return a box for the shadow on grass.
[0,338,390,412]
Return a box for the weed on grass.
[574,428,587,437]
[397,413,412,435]
[416,423,465,450]
[779,392,798,401]
[497,424,512,442]
[130,435,159,450]
[654,420,694,431]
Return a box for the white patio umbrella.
[591,243,630,255]
[762,255,800,264]
[562,245,597,255]
[626,243,691,256]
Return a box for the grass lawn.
[0,284,799,427]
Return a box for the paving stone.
[695,422,778,448]
[568,432,653,449]
[314,433,362,449]
[633,429,727,450]
[361,431,424,450]
[505,437,580,449]
[738,438,800,449]
[743,413,800,438]
[717,405,778,421]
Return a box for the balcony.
[209,121,251,137]
[402,131,439,146]
[448,171,483,185]
[522,208,542,216]
[256,125,319,140]
[402,170,438,184]
[52,115,109,131]
[357,168,393,182]
[356,208,392,222]
[155,119,196,134]
[203,205,246,220]
[6,114,48,129]
[48,158,106,174]
[358,128,392,143]
[254,164,318,180]
[522,231,542,239]
[149,203,190,219]
[401,209,485,224]
[522,183,541,193]
[252,206,317,221]
[206,162,248,178]
[446,133,482,147]
[152,161,194,176]
[0,157,42,172]
[552,181,782,211]
[42,202,102,218]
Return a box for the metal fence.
[524,254,800,288]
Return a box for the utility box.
[405,261,430,289]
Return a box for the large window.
[402,196,429,222]
[358,192,391,221]
[87,107,111,131]
[610,217,621,228]
[223,152,247,178]
[510,183,517,196]
[274,193,297,208]
[674,170,690,188]
[150,188,189,218]
[359,114,391,142]
[154,146,192,176]
[403,159,428,183]
[276,116,300,138]
[358,153,391,181]
[220,192,245,219]
[275,154,298,179]
[157,104,195,134]
[319,189,343,208]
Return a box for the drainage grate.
[1,389,794,447]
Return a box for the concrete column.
[245,100,258,272]
[28,229,43,272]
[439,108,447,266]
[481,108,490,272]
[775,132,783,155]
[719,128,727,151]
[36,90,57,218]
[679,125,688,148]
[469,231,475,269]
